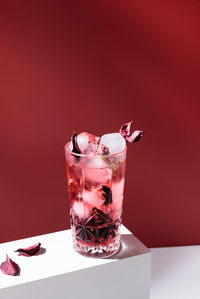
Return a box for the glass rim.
[64,141,127,158]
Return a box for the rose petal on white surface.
[0,255,20,276]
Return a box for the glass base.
[72,237,121,258]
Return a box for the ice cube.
[87,156,106,168]
[83,158,112,185]
[72,200,90,219]
[100,133,126,155]
[76,132,99,153]
[82,190,104,209]
[111,179,125,210]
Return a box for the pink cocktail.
[65,123,143,258]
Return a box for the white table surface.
[1,227,199,299]
[150,245,200,299]
[0,225,150,290]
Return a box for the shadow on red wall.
[0,0,200,247]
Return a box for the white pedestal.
[0,225,151,299]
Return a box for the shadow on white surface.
[109,234,150,260]
[34,247,46,256]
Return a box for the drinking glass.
[65,143,127,258]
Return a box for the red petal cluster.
[119,121,133,137]
[119,121,143,142]
[1,242,44,276]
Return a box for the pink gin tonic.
[65,123,143,258]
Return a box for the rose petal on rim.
[0,255,20,276]
[119,121,133,137]
[15,242,41,256]
[125,130,144,142]
[71,132,81,155]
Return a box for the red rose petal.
[15,242,41,256]
[120,121,143,143]
[71,132,81,155]
[0,255,20,276]
[125,130,144,142]
[119,121,133,137]
[101,185,113,206]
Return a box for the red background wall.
[0,0,200,247]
